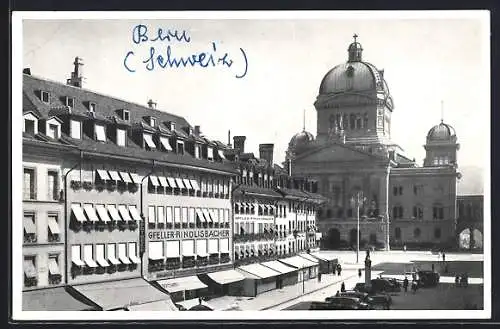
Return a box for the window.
[413,228,421,238]
[40,91,49,103]
[23,168,36,200]
[116,128,126,147]
[24,117,36,134]
[194,144,201,158]
[393,206,404,219]
[157,206,165,227]
[174,207,181,228]
[433,204,444,220]
[177,141,184,155]
[48,254,61,284]
[207,147,214,161]
[166,206,173,228]
[150,117,157,127]
[143,133,156,150]
[65,97,75,108]
[95,124,106,142]
[47,214,60,242]
[412,205,423,220]
[70,120,82,139]
[123,110,130,121]
[47,170,59,201]
[24,212,37,243]
[89,102,96,112]
[24,255,37,287]
[395,227,401,239]
[148,206,156,228]
[47,123,59,139]
[434,228,441,239]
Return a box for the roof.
[233,184,282,199]
[427,121,457,142]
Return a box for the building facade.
[286,35,460,250]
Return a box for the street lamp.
[350,191,367,264]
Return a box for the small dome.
[427,121,456,142]
[288,130,314,151]
[348,41,363,52]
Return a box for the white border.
[12,10,491,321]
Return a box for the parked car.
[324,296,372,310]
[378,276,403,288]
[370,278,402,293]
[338,290,391,310]
[417,270,440,287]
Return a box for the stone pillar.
[378,167,390,251]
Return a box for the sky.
[20,13,489,189]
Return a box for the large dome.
[319,61,386,95]
[427,121,457,142]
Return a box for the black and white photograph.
[11,10,490,320]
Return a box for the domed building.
[287,35,461,251]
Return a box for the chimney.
[233,136,246,154]
[67,57,84,88]
[227,130,232,148]
[23,68,31,75]
[147,99,157,109]
[194,125,201,136]
[259,143,274,165]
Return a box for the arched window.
[395,227,401,239]
[434,228,441,239]
[350,114,356,130]
[414,228,421,238]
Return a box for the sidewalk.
[207,270,358,311]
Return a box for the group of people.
[402,276,419,294]
[333,263,342,276]
[334,281,347,296]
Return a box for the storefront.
[68,277,174,311]
[309,252,338,274]
[22,286,100,311]
[199,269,245,296]
[155,275,208,303]
[235,263,281,297]
[278,255,319,281]
[261,260,298,289]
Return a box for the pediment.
[295,143,381,164]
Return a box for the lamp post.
[302,265,305,294]
[350,191,367,264]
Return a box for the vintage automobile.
[417,270,440,287]
[338,290,392,309]
[354,279,401,294]
[324,296,372,310]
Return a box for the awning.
[218,149,226,159]
[238,263,281,279]
[118,205,132,221]
[108,170,122,181]
[71,278,171,311]
[96,252,109,267]
[96,169,110,181]
[83,204,99,222]
[190,179,200,190]
[129,173,140,184]
[167,177,177,188]
[182,178,192,189]
[310,252,338,262]
[129,205,142,221]
[95,204,111,222]
[120,172,133,183]
[149,175,159,186]
[157,275,207,293]
[175,178,185,189]
[23,287,100,311]
[144,134,156,149]
[118,246,131,264]
[160,136,173,151]
[129,254,141,264]
[299,253,320,263]
[261,260,297,274]
[207,269,245,285]
[71,204,87,223]
[47,217,60,234]
[24,217,36,234]
[278,256,318,269]
[84,249,98,268]
[127,298,178,311]
[107,205,122,222]
[202,208,212,222]
[71,249,85,267]
[158,176,169,187]
[48,258,61,275]
[24,260,37,278]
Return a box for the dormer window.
[117,128,126,147]
[194,144,201,159]
[170,121,176,131]
[45,118,61,139]
[159,136,173,152]
[23,113,38,135]
[40,91,49,103]
[143,133,156,150]
[176,140,184,155]
[123,111,130,121]
[95,123,106,142]
[70,119,81,139]
[207,147,214,161]
[150,117,157,128]
[88,102,96,112]
[65,97,75,108]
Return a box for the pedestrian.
[455,275,460,287]
[411,280,417,294]
[358,268,362,278]
[403,276,409,292]
[431,263,435,272]
[341,282,346,292]
[335,290,340,297]
[198,297,203,305]
[337,264,342,276]
[318,272,322,283]
[332,264,336,276]
[442,252,446,262]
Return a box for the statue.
[364,249,372,288]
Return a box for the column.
[378,167,390,251]
[342,175,349,220]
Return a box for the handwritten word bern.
[148,229,230,240]
[132,24,191,44]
